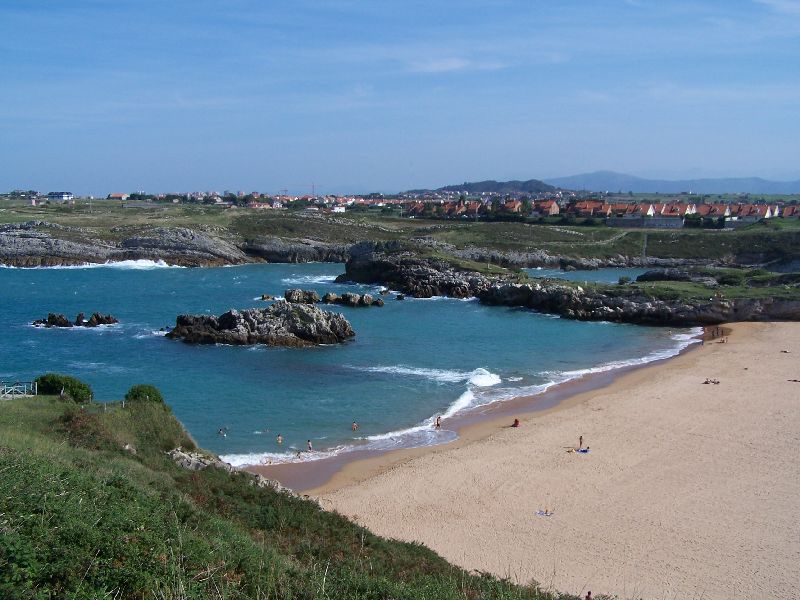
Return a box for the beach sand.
[315,322,800,599]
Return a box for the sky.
[2,0,800,196]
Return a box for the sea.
[0,261,699,466]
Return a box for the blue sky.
[2,0,799,195]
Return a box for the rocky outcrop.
[284,289,321,304]
[167,448,290,492]
[322,291,383,307]
[0,222,116,267]
[32,312,119,328]
[478,281,800,325]
[414,237,710,270]
[337,244,493,298]
[167,448,236,472]
[636,269,718,286]
[0,222,251,267]
[119,227,250,266]
[336,250,800,325]
[166,301,355,346]
[243,236,351,263]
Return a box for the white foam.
[2,259,184,270]
[134,329,169,339]
[280,274,337,285]
[224,327,701,467]
[350,365,501,387]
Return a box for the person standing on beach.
[435,416,442,429]
[579,435,583,449]
[307,439,313,452]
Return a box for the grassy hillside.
[0,393,566,599]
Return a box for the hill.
[410,179,555,195]
[544,170,800,194]
[0,391,560,599]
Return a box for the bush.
[124,384,164,404]
[35,373,93,403]
[618,276,631,284]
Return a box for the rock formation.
[336,244,492,298]
[336,250,800,326]
[284,289,321,304]
[166,301,355,346]
[33,312,119,328]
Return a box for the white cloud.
[755,0,800,14]
[406,57,507,74]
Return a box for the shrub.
[618,276,631,284]
[124,384,164,404]
[35,373,93,403]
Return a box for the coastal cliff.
[0,222,251,267]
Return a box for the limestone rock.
[284,289,320,304]
[166,301,355,346]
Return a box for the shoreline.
[317,322,800,599]
[246,325,712,493]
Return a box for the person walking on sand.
[579,435,583,449]
[307,439,313,452]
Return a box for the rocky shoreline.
[0,220,730,269]
[337,246,800,326]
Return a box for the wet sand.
[312,322,800,599]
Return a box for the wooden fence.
[0,381,37,398]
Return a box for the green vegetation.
[565,266,800,303]
[34,373,93,403]
[125,383,165,404]
[0,390,566,599]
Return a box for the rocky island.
[32,312,119,328]
[166,301,355,347]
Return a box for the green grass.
[0,395,567,599]
[573,266,800,303]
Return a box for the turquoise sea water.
[0,261,699,465]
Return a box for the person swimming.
[276,434,283,444]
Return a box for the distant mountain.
[408,179,555,195]
[544,171,800,194]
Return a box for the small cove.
[0,262,698,464]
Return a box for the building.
[47,191,74,201]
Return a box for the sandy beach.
[315,322,800,599]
